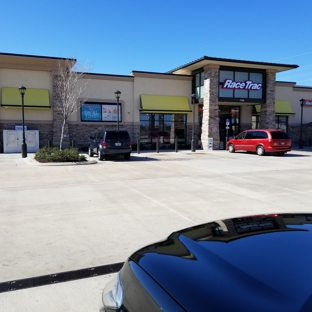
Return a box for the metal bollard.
[137,138,140,154]
[156,137,159,153]
[175,137,178,153]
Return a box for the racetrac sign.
[303,99,312,107]
[222,79,262,91]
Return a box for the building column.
[201,65,220,150]
[52,74,70,148]
[259,70,276,129]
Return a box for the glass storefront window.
[219,106,240,142]
[194,72,205,99]
[140,113,187,145]
[276,116,288,132]
[251,115,289,132]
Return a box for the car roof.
[130,213,312,311]
[246,129,285,132]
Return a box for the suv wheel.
[88,147,94,157]
[98,150,104,161]
[228,144,235,153]
[256,146,265,156]
[124,153,131,160]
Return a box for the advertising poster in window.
[102,104,121,122]
[81,104,101,121]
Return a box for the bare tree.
[54,59,89,149]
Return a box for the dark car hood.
[130,214,312,312]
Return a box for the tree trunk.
[59,118,66,150]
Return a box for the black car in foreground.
[100,213,312,312]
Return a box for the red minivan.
[226,129,292,156]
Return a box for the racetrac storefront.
[1,53,304,152]
[168,57,298,150]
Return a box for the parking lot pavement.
[1,147,312,311]
[0,273,117,312]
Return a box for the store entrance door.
[219,106,240,149]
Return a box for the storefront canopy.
[254,100,294,116]
[1,87,50,109]
[140,94,191,114]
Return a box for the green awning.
[254,100,294,116]
[1,87,50,109]
[140,94,191,114]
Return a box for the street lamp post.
[191,94,196,152]
[114,90,121,130]
[299,98,305,149]
[19,86,27,158]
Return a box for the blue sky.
[2,0,312,85]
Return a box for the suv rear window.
[271,131,290,139]
[106,131,130,140]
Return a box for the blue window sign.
[81,104,102,121]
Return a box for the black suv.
[88,130,132,160]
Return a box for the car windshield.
[236,132,246,139]
[271,131,290,139]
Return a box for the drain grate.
[0,262,124,293]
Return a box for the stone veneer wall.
[68,123,140,149]
[259,71,276,129]
[202,65,220,150]
[288,123,312,145]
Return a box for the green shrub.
[35,147,87,163]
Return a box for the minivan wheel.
[256,146,265,156]
[124,153,131,160]
[228,144,235,153]
[88,147,93,157]
[98,150,104,161]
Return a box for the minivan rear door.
[270,131,291,148]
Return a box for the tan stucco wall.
[70,76,134,123]
[0,69,53,121]
[133,74,193,123]
[276,83,312,125]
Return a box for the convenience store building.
[0,52,312,152]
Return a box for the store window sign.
[81,103,121,122]
[222,79,262,91]
[81,104,101,121]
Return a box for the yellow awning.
[1,87,50,109]
[140,94,191,114]
[254,100,294,116]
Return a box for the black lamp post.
[18,85,27,158]
[114,90,121,130]
[299,98,305,149]
[191,93,196,152]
